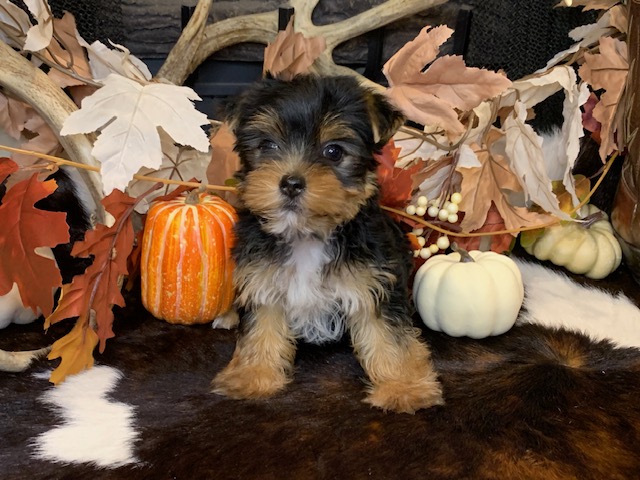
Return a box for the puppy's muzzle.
[279,174,306,199]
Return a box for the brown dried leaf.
[457,135,553,232]
[386,86,467,134]
[207,123,240,187]
[0,93,30,139]
[263,16,326,81]
[42,12,91,88]
[383,25,453,87]
[578,36,628,159]
[609,4,628,33]
[416,55,512,112]
[383,27,510,135]
[3,110,62,189]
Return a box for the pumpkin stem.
[451,243,475,263]
[185,185,207,205]
[581,211,606,229]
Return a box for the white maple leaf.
[558,77,590,206]
[22,0,53,52]
[61,74,209,195]
[0,0,31,48]
[457,144,482,169]
[502,101,571,220]
[392,131,449,168]
[417,163,452,200]
[127,131,211,213]
[501,66,577,110]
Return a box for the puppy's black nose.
[279,174,306,198]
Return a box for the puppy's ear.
[219,96,242,132]
[366,91,405,148]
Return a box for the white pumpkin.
[523,204,622,280]
[413,247,524,339]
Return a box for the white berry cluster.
[406,192,463,260]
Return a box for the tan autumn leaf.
[0,93,29,139]
[383,25,453,87]
[578,36,628,159]
[609,4,628,33]
[263,16,326,81]
[5,109,61,189]
[456,133,553,232]
[0,0,31,48]
[415,55,512,112]
[207,122,240,187]
[383,26,510,136]
[386,85,467,134]
[42,12,91,88]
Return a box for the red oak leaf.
[0,157,19,184]
[451,203,516,253]
[47,189,136,358]
[376,140,421,210]
[0,174,69,316]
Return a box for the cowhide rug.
[1,258,640,480]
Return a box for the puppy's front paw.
[364,377,444,414]
[212,363,290,399]
[212,310,239,329]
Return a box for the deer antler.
[0,40,105,222]
[159,0,450,88]
[155,0,214,85]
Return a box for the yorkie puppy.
[212,75,443,413]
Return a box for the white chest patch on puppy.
[284,238,343,344]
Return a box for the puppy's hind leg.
[212,304,296,399]
[349,314,443,414]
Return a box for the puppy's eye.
[259,140,279,151]
[322,144,344,162]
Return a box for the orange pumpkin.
[140,191,237,324]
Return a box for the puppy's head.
[225,75,404,239]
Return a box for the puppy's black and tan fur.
[212,75,443,413]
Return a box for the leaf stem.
[0,144,236,192]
